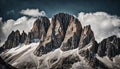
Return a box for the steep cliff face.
[20,31,27,43]
[0,13,120,69]
[60,16,82,51]
[25,16,50,44]
[79,25,94,49]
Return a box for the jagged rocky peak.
[31,16,50,33]
[34,13,82,56]
[60,15,82,51]
[2,30,20,49]
[25,16,50,44]
[2,30,27,50]
[97,35,120,59]
[20,31,27,43]
[79,25,95,49]
[51,13,78,38]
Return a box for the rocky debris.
[14,61,37,69]
[50,55,80,69]
[79,25,94,49]
[0,57,17,69]
[2,30,27,50]
[97,35,120,59]
[78,38,108,69]
[25,16,50,44]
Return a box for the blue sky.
[0,0,120,20]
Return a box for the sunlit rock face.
[25,16,50,44]
[0,13,120,69]
[60,16,82,51]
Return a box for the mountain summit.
[0,13,120,69]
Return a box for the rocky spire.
[25,16,50,44]
[2,30,27,50]
[20,31,27,43]
[60,16,82,51]
[79,25,94,49]
[2,30,20,49]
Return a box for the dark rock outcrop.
[97,35,120,59]
[2,30,27,50]
[3,30,20,49]
[0,57,17,69]
[20,31,27,43]
[78,37,108,69]
[79,38,108,69]
[79,35,120,68]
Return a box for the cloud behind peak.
[78,12,120,42]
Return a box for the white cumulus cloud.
[20,8,46,17]
[78,12,120,42]
[1,16,37,44]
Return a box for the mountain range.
[0,13,120,69]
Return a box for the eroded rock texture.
[25,16,50,44]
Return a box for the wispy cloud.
[20,8,46,17]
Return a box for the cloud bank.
[20,9,46,17]
[78,12,120,42]
[0,16,37,45]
